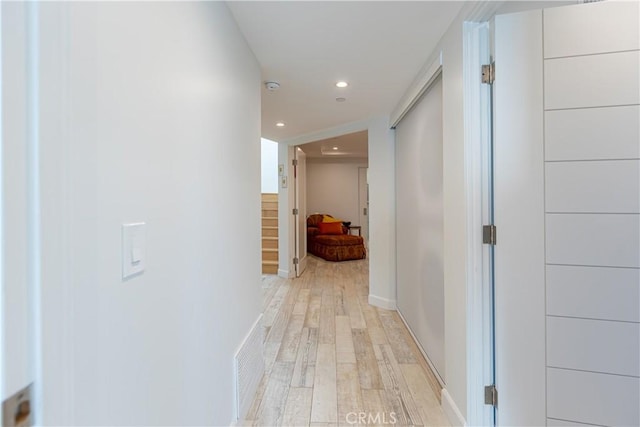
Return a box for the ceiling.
[227,1,465,142]
[298,130,368,159]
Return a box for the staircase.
[261,193,279,275]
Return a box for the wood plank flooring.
[244,256,449,427]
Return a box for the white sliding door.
[395,74,445,381]
[495,2,639,425]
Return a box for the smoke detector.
[264,81,280,91]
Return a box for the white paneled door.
[495,2,640,425]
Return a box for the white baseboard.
[368,294,396,310]
[442,388,466,427]
[277,268,293,279]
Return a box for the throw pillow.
[318,221,344,235]
[322,215,342,223]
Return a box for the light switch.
[131,247,142,264]
[122,222,146,280]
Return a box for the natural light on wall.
[261,138,279,193]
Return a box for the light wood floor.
[243,256,450,427]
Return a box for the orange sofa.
[307,214,366,262]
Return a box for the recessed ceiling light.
[336,81,348,88]
[333,146,339,150]
[276,122,285,127]
[336,97,346,102]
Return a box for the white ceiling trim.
[390,52,443,129]
[281,117,372,146]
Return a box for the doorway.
[297,130,369,250]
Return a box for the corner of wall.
[367,294,396,311]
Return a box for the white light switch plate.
[122,222,146,280]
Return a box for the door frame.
[293,147,307,276]
[463,20,495,427]
[357,167,368,240]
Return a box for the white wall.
[278,144,295,278]
[29,3,262,425]
[261,138,279,194]
[1,1,33,409]
[366,118,397,309]
[306,158,368,224]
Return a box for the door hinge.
[293,257,299,265]
[292,159,298,166]
[481,63,495,84]
[292,208,299,215]
[484,385,498,406]
[483,225,497,245]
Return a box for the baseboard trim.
[396,309,445,389]
[368,294,396,310]
[277,268,293,279]
[442,388,466,427]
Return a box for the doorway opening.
[295,130,369,270]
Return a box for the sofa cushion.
[318,221,344,235]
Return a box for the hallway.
[244,257,449,426]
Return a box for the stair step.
[262,237,278,249]
[262,201,278,210]
[262,262,278,275]
[262,209,278,218]
[262,217,277,227]
[262,248,278,261]
[262,228,278,237]
[261,193,278,202]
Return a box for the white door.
[494,2,639,425]
[395,73,445,382]
[294,147,307,276]
[357,167,368,240]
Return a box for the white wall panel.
[547,317,639,377]
[545,51,640,110]
[2,1,33,402]
[547,265,640,322]
[545,160,640,213]
[546,214,640,268]
[395,75,445,381]
[547,368,640,426]
[545,106,640,161]
[544,1,640,59]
